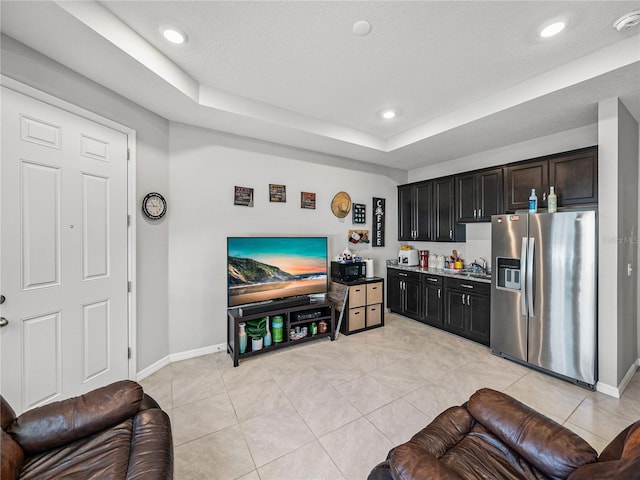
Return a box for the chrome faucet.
[471,258,489,274]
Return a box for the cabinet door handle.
[543,192,547,201]
[438,288,441,299]
[461,294,465,305]
[478,208,482,218]
[427,278,439,283]
[460,284,474,289]
[449,230,453,239]
[399,273,407,277]
[467,294,471,306]
[473,209,477,219]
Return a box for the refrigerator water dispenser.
[496,257,521,290]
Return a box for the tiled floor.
[140,313,640,480]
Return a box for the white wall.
[1,35,171,372]
[168,123,401,353]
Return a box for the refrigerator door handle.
[527,237,535,316]
[520,237,528,316]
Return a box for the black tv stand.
[228,298,334,367]
[237,296,310,317]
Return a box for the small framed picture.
[234,186,254,207]
[269,184,286,202]
[352,203,366,224]
[301,192,316,209]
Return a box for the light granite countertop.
[386,264,492,284]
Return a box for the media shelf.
[227,299,334,367]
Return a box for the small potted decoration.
[245,317,267,351]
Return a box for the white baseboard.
[596,359,640,398]
[135,342,227,381]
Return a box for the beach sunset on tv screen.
[227,237,328,307]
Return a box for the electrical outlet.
[628,263,633,277]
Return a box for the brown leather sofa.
[369,388,640,480]
[1,380,173,479]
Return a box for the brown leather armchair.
[1,380,173,479]
[369,388,640,480]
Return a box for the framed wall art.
[234,186,254,207]
[301,191,316,209]
[269,184,286,202]
[373,197,385,247]
[352,203,366,224]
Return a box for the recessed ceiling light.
[161,26,187,44]
[613,10,640,31]
[540,21,565,38]
[353,20,372,36]
[380,109,397,120]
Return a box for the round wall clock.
[142,192,167,219]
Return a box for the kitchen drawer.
[444,277,490,295]
[366,304,383,327]
[423,275,443,286]
[348,307,366,331]
[367,282,383,305]
[349,285,366,308]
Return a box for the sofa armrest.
[7,380,143,455]
[468,388,597,480]
[126,408,174,480]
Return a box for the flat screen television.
[227,236,328,308]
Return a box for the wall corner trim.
[136,343,227,381]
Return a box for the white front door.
[1,87,130,413]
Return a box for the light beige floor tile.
[139,365,173,411]
[334,374,400,415]
[174,424,255,480]
[272,368,331,404]
[319,417,393,480]
[258,440,345,480]
[291,384,361,437]
[563,421,610,454]
[367,398,429,445]
[587,384,640,423]
[172,392,238,446]
[403,383,469,423]
[368,360,429,396]
[241,403,315,467]
[235,471,260,480]
[503,371,588,421]
[221,360,276,392]
[566,398,635,443]
[172,368,227,408]
[228,378,289,422]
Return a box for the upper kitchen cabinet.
[398,182,432,241]
[503,146,597,212]
[503,159,549,212]
[548,147,598,206]
[433,177,466,242]
[456,167,503,223]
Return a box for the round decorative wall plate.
[331,191,351,218]
[142,192,167,219]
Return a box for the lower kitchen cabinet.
[444,277,490,345]
[387,269,421,320]
[422,274,443,327]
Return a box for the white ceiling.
[2,1,639,171]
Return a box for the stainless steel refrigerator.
[490,211,597,389]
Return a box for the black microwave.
[331,261,366,282]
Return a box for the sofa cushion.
[19,418,133,479]
[1,430,24,480]
[7,380,143,455]
[126,409,173,480]
[467,388,597,480]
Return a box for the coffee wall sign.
[373,197,385,247]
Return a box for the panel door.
[397,185,413,240]
[423,282,443,326]
[1,88,130,413]
[433,177,456,241]
[477,168,503,221]
[455,173,477,223]
[445,289,466,335]
[386,272,403,313]
[414,182,432,241]
[467,293,491,346]
[404,278,422,318]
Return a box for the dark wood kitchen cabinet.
[433,177,465,242]
[456,168,503,223]
[504,146,597,212]
[398,182,432,241]
[387,269,422,320]
[444,277,490,346]
[421,274,443,327]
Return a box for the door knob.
[0,295,5,304]
[0,317,8,327]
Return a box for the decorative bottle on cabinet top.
[529,189,538,214]
[547,186,557,213]
[238,322,247,354]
